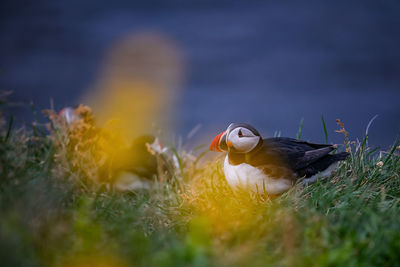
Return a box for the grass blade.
[383,140,399,166]
[297,117,304,140]
[5,115,13,142]
[365,114,379,137]
[321,115,328,144]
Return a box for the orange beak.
[209,131,225,152]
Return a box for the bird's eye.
[238,129,243,137]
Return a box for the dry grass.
[1,102,400,266]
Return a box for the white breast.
[223,156,292,195]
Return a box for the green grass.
[1,105,400,267]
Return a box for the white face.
[227,127,261,153]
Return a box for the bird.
[209,123,349,195]
[99,135,164,191]
[58,106,166,191]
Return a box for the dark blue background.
[1,0,400,147]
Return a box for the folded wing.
[252,137,346,178]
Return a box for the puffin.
[209,123,349,195]
[99,135,164,191]
[59,106,164,190]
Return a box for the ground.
[0,104,400,267]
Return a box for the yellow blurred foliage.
[59,253,128,267]
[82,32,184,142]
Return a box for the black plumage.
[228,137,349,180]
[99,135,158,182]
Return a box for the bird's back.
[259,138,348,178]
[232,137,348,179]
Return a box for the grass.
[1,102,400,267]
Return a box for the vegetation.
[0,99,399,267]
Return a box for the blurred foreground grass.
[0,102,400,267]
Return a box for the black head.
[209,122,262,153]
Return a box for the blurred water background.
[1,0,399,147]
